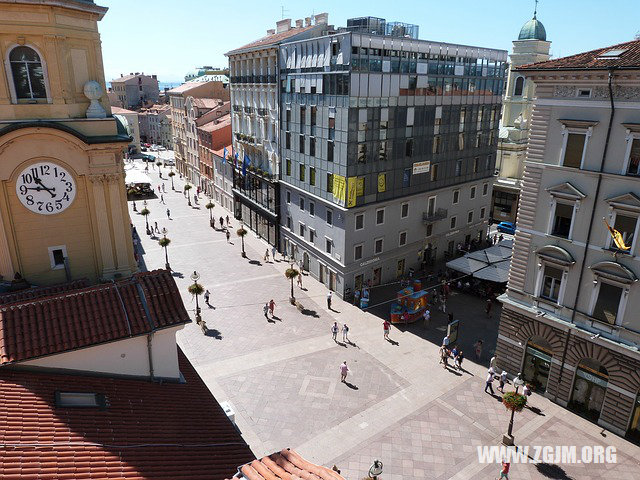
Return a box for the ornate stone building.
[496,39,640,441]
[492,11,551,223]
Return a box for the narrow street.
[131,158,640,479]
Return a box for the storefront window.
[628,393,640,443]
[522,337,552,392]
[569,358,608,422]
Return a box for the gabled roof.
[226,449,345,480]
[226,25,317,55]
[0,349,255,480]
[0,279,90,305]
[110,106,138,115]
[546,182,587,201]
[0,270,190,365]
[517,39,640,71]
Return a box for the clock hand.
[32,178,57,198]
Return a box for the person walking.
[485,370,495,394]
[162,183,166,193]
[264,249,270,263]
[160,194,165,204]
[154,222,159,234]
[133,201,137,212]
[297,272,303,288]
[226,215,230,226]
[166,208,171,220]
[204,289,211,306]
[499,461,510,479]
[498,370,508,393]
[269,299,275,317]
[423,308,431,328]
[271,245,277,261]
[339,361,349,383]
[157,185,161,193]
[442,334,450,348]
[455,349,464,370]
[342,323,349,343]
[219,217,224,230]
[485,297,493,318]
[383,320,391,340]
[263,302,270,320]
[331,322,339,342]
[327,291,333,310]
[474,339,484,361]
[226,230,231,243]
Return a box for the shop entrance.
[628,393,640,444]
[522,336,553,392]
[569,358,609,422]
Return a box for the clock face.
[15,162,76,215]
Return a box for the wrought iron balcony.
[422,208,448,223]
[257,108,268,117]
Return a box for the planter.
[502,392,527,412]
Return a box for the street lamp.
[503,373,525,446]
[189,270,203,324]
[141,200,151,235]
[159,227,171,270]
[368,460,383,479]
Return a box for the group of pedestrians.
[263,299,276,320]
[438,335,465,370]
[331,321,350,343]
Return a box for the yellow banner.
[333,174,346,204]
[378,173,386,192]
[356,177,364,197]
[347,177,357,207]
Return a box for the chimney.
[266,28,275,35]
[304,17,311,27]
[313,12,329,25]
[295,19,303,28]
[120,73,123,77]
[276,18,291,33]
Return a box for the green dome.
[518,16,546,41]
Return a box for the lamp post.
[159,227,171,270]
[503,373,525,446]
[189,270,202,324]
[368,459,383,480]
[141,200,151,235]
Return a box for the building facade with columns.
[496,39,640,442]
[0,0,137,284]
[226,14,330,247]
[492,12,551,224]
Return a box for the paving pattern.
[132,157,640,479]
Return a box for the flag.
[222,147,227,164]
[604,218,631,251]
[242,153,251,177]
[234,152,239,168]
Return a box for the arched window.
[514,76,525,96]
[9,46,47,101]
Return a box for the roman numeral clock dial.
[15,162,76,214]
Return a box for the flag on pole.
[604,217,631,251]
[234,152,239,168]
[242,153,251,177]
[222,147,227,164]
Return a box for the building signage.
[378,173,386,192]
[333,175,346,203]
[360,257,380,267]
[445,229,460,238]
[412,161,431,175]
[576,368,609,388]
[347,177,357,207]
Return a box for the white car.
[163,159,175,166]
[158,146,167,151]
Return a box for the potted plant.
[285,268,299,304]
[236,227,247,257]
[168,170,176,190]
[205,200,215,226]
[502,391,528,412]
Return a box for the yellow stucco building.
[0,0,137,285]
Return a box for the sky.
[99,0,639,85]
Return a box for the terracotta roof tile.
[226,449,345,480]
[0,270,189,365]
[0,349,255,480]
[0,279,90,305]
[518,39,640,71]
[227,25,317,55]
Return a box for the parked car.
[158,146,167,151]
[141,154,156,162]
[163,159,175,166]
[496,221,516,235]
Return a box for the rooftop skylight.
[598,49,627,58]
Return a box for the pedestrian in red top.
[383,320,391,339]
[269,299,275,317]
[499,461,510,479]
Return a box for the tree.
[168,170,175,190]
[184,184,193,206]
[236,227,247,257]
[140,207,151,234]
[285,267,299,303]
[205,201,215,225]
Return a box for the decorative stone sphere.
[83,80,103,101]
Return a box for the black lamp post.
[142,200,151,235]
[503,373,525,446]
[190,270,202,324]
[160,227,171,270]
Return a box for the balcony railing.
[230,75,277,84]
[257,108,268,117]
[422,208,448,223]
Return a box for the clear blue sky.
[99,0,639,84]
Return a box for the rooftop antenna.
[280,5,289,19]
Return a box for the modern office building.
[277,21,506,296]
[496,40,640,441]
[492,10,551,223]
[226,14,330,246]
[110,72,160,109]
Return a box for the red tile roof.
[0,349,255,480]
[518,39,640,71]
[227,25,317,55]
[0,270,189,365]
[0,279,90,305]
[227,449,345,480]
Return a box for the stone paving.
[131,157,640,479]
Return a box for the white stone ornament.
[83,80,106,118]
[15,162,76,214]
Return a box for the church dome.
[518,16,546,41]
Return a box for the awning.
[472,259,511,283]
[446,240,513,283]
[125,169,152,186]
